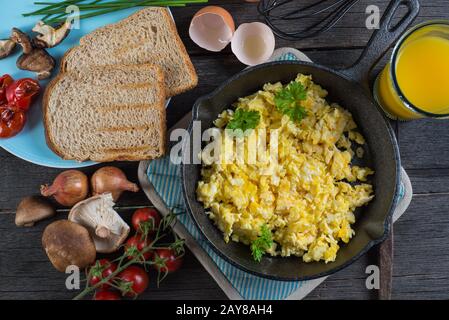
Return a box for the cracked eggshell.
[189,6,235,52]
[68,193,130,253]
[231,22,275,66]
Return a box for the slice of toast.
[44,64,166,162]
[60,7,197,97]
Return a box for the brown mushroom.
[32,21,71,48]
[42,220,96,272]
[10,28,33,54]
[10,28,55,80]
[0,39,16,59]
[68,193,130,253]
[15,196,56,227]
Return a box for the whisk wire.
[258,0,361,40]
[264,0,346,20]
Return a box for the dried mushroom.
[32,21,71,48]
[15,196,55,227]
[68,193,130,253]
[10,28,33,54]
[0,39,16,59]
[10,28,55,80]
[42,220,96,272]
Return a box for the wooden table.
[1,0,448,300]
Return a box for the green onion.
[23,0,208,25]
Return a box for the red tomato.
[6,78,40,111]
[0,107,26,138]
[93,290,121,300]
[131,208,161,235]
[153,248,183,274]
[0,75,13,105]
[124,234,153,261]
[118,266,149,297]
[89,259,118,290]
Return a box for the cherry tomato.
[0,75,13,106]
[118,266,149,297]
[93,290,121,300]
[6,78,40,111]
[89,259,117,290]
[124,234,153,261]
[153,248,183,274]
[131,208,161,235]
[0,106,26,138]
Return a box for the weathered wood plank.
[0,209,227,300]
[308,194,449,300]
[406,169,449,194]
[172,0,449,54]
[1,0,449,300]
[399,119,449,170]
[3,194,449,300]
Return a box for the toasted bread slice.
[44,64,166,162]
[60,7,197,97]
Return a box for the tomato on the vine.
[0,75,40,139]
[118,266,149,297]
[0,107,26,138]
[153,248,183,274]
[6,78,40,111]
[0,75,13,105]
[131,208,161,235]
[124,234,153,261]
[93,290,121,300]
[89,259,117,290]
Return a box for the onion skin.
[40,170,89,206]
[91,166,139,202]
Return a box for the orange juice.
[375,22,449,120]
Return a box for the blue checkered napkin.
[147,157,303,300]
[146,51,407,300]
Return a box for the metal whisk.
[257,0,362,40]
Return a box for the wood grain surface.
[1,0,449,300]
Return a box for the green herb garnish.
[274,81,308,123]
[251,224,273,262]
[23,0,209,25]
[226,109,260,134]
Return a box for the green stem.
[34,0,206,23]
[23,0,85,16]
[73,213,182,300]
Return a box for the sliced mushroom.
[0,39,16,59]
[10,28,33,54]
[10,27,55,79]
[15,196,56,227]
[42,220,96,272]
[32,21,71,48]
[68,193,130,253]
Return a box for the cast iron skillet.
[181,0,419,281]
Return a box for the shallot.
[91,166,139,202]
[40,170,89,206]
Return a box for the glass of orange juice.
[374,20,449,120]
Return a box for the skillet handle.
[339,0,420,92]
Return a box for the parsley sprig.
[226,108,260,133]
[251,224,273,262]
[274,81,308,123]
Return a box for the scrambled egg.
[196,74,374,263]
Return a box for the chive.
[23,0,85,16]
[43,0,202,25]
[25,0,208,21]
